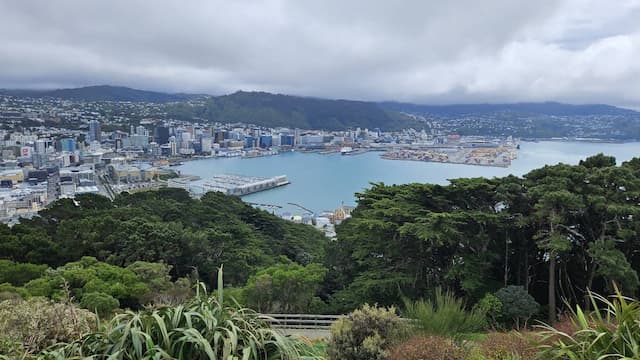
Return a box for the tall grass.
[42,266,306,359]
[538,286,640,359]
[403,288,487,338]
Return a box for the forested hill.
[166,91,412,130]
[0,85,198,103]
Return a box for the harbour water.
[177,141,640,214]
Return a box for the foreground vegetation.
[2,153,640,358]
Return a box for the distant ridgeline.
[165,91,412,130]
[3,85,640,136]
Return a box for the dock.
[190,174,289,196]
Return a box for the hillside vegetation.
[167,91,413,130]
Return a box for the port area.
[175,174,289,197]
[381,143,518,167]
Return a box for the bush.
[470,332,537,360]
[80,292,120,316]
[0,297,96,356]
[403,288,487,337]
[0,260,48,286]
[538,288,640,359]
[389,335,465,360]
[242,262,327,313]
[494,286,539,329]
[476,293,503,329]
[43,268,304,359]
[327,304,408,360]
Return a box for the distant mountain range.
[379,101,639,117]
[2,85,639,131]
[0,85,199,103]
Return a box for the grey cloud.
[0,0,639,107]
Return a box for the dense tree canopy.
[0,188,327,289]
[2,154,639,321]
[325,154,640,319]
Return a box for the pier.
[191,174,289,196]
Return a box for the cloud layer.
[1,0,639,106]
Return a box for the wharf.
[191,174,289,196]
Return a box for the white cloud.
[0,0,639,106]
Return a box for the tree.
[243,261,327,313]
[24,257,149,309]
[494,286,539,329]
[80,292,120,316]
[0,260,47,286]
[587,239,639,294]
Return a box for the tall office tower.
[155,126,170,145]
[88,120,102,142]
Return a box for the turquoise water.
[176,141,640,214]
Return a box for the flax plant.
[42,266,306,359]
[538,285,640,360]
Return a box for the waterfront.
[177,141,640,214]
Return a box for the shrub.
[494,286,539,329]
[243,262,327,313]
[0,297,96,356]
[44,267,303,359]
[476,293,504,329]
[470,332,537,360]
[389,335,465,360]
[403,288,487,337]
[80,292,120,316]
[538,287,640,359]
[0,260,48,286]
[327,304,408,360]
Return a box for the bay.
[176,141,640,214]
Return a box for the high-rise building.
[294,128,301,145]
[60,138,76,152]
[281,134,295,146]
[155,126,170,145]
[35,139,48,154]
[136,126,149,137]
[259,135,273,148]
[88,120,102,142]
[244,136,255,148]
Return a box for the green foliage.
[0,260,47,286]
[402,288,488,338]
[45,269,304,359]
[166,90,413,130]
[327,304,408,360]
[125,261,194,305]
[494,286,539,329]
[329,155,640,320]
[476,293,504,328]
[539,288,640,359]
[1,189,327,291]
[243,261,327,313]
[24,256,149,309]
[587,239,639,293]
[0,297,96,356]
[79,292,120,316]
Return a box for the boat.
[340,146,354,155]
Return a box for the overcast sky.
[1,0,639,106]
